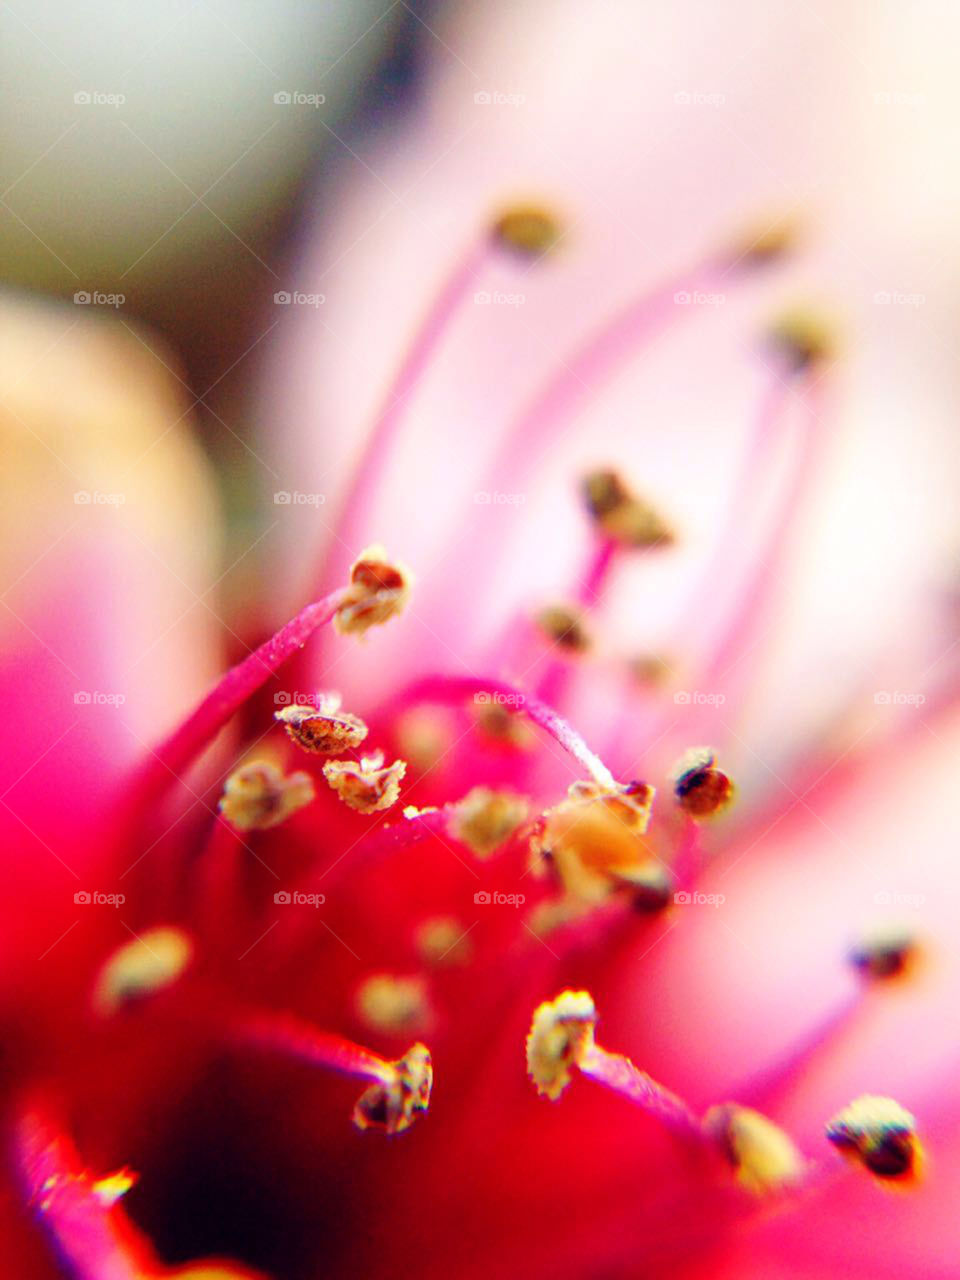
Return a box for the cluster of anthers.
[19,203,926,1275]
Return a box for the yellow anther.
[704,1103,805,1195]
[526,990,597,1100]
[492,204,561,257]
[334,545,413,637]
[356,974,432,1036]
[218,759,314,830]
[323,752,406,814]
[450,786,529,858]
[353,1043,433,1135]
[93,926,193,1015]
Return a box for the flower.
[5,5,960,1278]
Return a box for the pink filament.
[317,238,491,591]
[232,1009,393,1083]
[396,673,616,787]
[128,589,345,810]
[15,1105,150,1280]
[579,1043,702,1139]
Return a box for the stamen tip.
[526,990,597,1100]
[353,1043,433,1135]
[334,545,413,637]
[582,469,674,550]
[491,203,562,258]
[826,1095,921,1181]
[672,747,735,818]
[219,759,315,829]
[704,1103,805,1195]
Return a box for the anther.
[491,204,561,258]
[535,604,591,654]
[703,1103,805,1195]
[353,1042,433,1136]
[826,1095,921,1180]
[768,307,837,370]
[415,916,474,967]
[672,747,735,818]
[323,752,406,813]
[333,544,413,636]
[527,991,700,1136]
[274,697,368,756]
[218,759,314,830]
[93,926,193,1015]
[530,779,656,903]
[582,469,674,549]
[356,974,433,1036]
[850,925,917,979]
[450,786,529,857]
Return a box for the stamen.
[582,469,674,549]
[527,991,699,1138]
[826,1096,921,1180]
[398,675,616,788]
[16,1103,156,1278]
[333,545,413,637]
[768,306,837,370]
[449,786,529,857]
[130,588,348,810]
[356,974,432,1036]
[529,779,656,904]
[671,747,735,818]
[535,603,591,654]
[323,752,407,813]
[702,1103,805,1194]
[526,990,598,1100]
[234,1010,432,1135]
[274,699,368,756]
[850,925,918,979]
[491,203,562,258]
[415,916,474,967]
[729,216,800,267]
[473,701,536,750]
[218,759,314,830]
[313,237,489,597]
[93,926,193,1016]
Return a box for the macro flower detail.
[5,7,959,1271]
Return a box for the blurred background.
[0,0,427,526]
